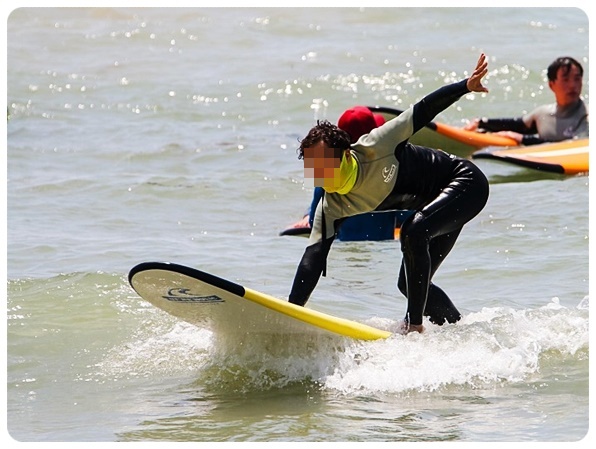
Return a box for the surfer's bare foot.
[398,321,425,334]
[407,324,424,334]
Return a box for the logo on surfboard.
[162,288,224,303]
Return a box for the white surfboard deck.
[128,262,391,341]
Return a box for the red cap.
[338,106,385,143]
[373,112,386,127]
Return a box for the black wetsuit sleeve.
[478,117,543,145]
[520,134,545,146]
[478,117,537,134]
[288,238,334,306]
[412,79,470,132]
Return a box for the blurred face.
[549,65,583,107]
[303,141,342,189]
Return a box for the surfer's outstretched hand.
[467,53,489,93]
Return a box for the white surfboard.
[128,262,391,341]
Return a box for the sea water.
[5,5,590,444]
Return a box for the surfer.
[288,54,491,334]
[464,56,588,145]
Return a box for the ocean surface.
[5,6,591,445]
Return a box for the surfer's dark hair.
[297,120,351,160]
[547,56,583,81]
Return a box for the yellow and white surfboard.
[129,262,391,341]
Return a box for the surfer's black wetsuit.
[289,78,489,327]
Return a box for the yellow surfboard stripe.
[243,287,391,341]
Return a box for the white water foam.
[325,297,589,394]
[99,297,588,394]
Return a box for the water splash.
[325,297,589,394]
[100,297,588,396]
